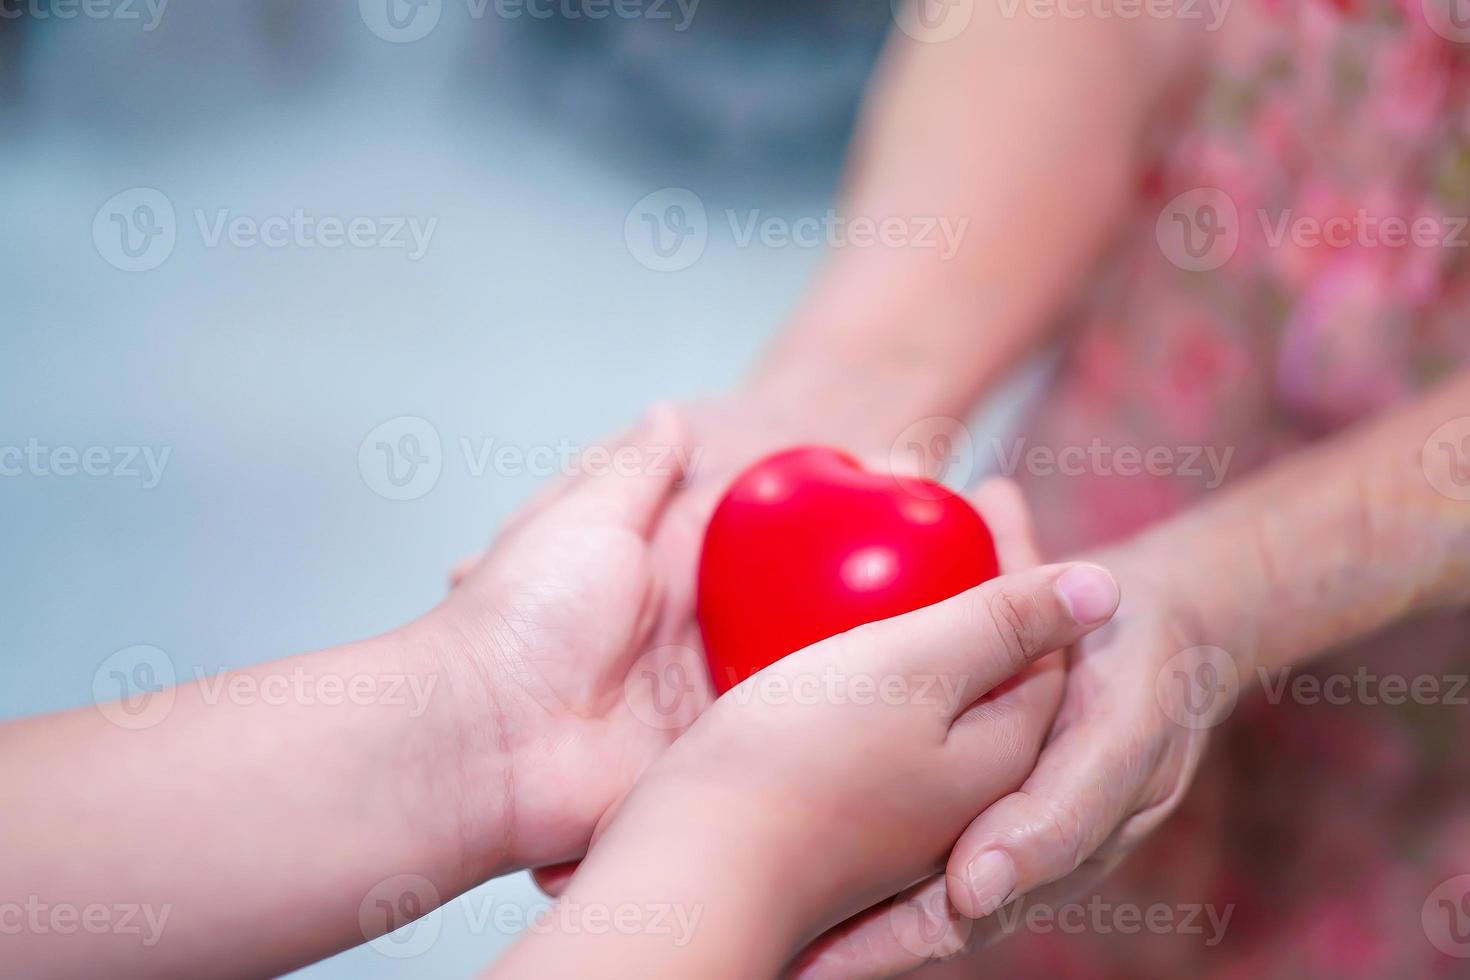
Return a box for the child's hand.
[447,395,927,888]
[431,405,715,871]
[0,404,709,980]
[490,485,1120,977]
[797,549,1228,979]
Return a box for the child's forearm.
[747,9,1197,447]
[0,619,512,979]
[487,794,804,979]
[486,855,788,979]
[1117,370,1470,673]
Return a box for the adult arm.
[797,369,1470,977]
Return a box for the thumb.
[944,715,1140,919]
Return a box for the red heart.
[697,446,1000,693]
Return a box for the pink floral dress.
[972,2,1470,976]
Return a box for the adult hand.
[488,547,1119,980]
[793,548,1219,978]
[486,476,1115,980]
[435,404,718,870]
[450,392,855,886]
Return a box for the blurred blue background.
[0,1,891,974]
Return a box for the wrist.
[385,613,524,882]
[560,783,825,973]
[406,598,643,877]
[744,256,1027,452]
[1090,531,1233,647]
[1094,523,1265,676]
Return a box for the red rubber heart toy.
[697,446,1000,693]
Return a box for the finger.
[497,413,668,541]
[791,875,969,980]
[453,464,593,589]
[836,562,1120,707]
[494,445,618,542]
[958,478,1059,710]
[968,477,1043,573]
[530,861,579,898]
[796,861,1116,980]
[551,403,691,535]
[449,416,654,588]
[967,861,1116,951]
[943,716,1140,920]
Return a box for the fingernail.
[964,851,1017,917]
[1055,564,1120,625]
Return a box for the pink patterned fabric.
[992,2,1470,974]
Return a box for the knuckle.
[983,585,1040,674]
[1036,797,1092,877]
